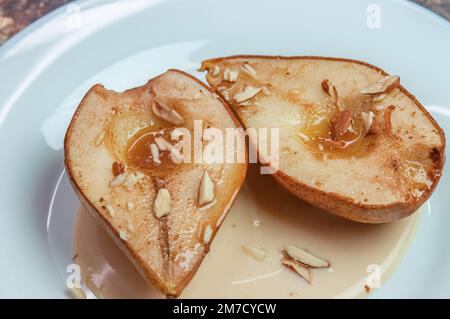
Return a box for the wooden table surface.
[0,0,449,46]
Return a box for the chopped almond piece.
[112,162,125,176]
[119,230,128,241]
[360,75,400,95]
[150,143,161,164]
[281,258,311,283]
[154,188,171,218]
[211,65,221,77]
[330,110,352,140]
[241,63,257,78]
[284,245,330,268]
[223,68,239,82]
[111,173,127,186]
[124,173,138,190]
[202,224,213,244]
[152,101,185,125]
[360,111,375,132]
[242,244,267,261]
[372,93,387,102]
[321,79,331,95]
[105,204,115,217]
[198,170,215,206]
[233,86,262,103]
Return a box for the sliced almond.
[321,79,331,95]
[94,131,105,147]
[284,245,330,268]
[372,93,387,102]
[198,170,215,206]
[233,86,262,104]
[152,101,185,125]
[281,258,311,283]
[119,230,128,241]
[150,143,161,164]
[124,173,138,190]
[105,204,115,217]
[211,65,221,77]
[330,110,352,140]
[360,111,375,132]
[360,75,400,95]
[223,68,239,82]
[154,188,171,218]
[242,244,267,261]
[154,136,173,151]
[323,81,344,110]
[218,87,230,101]
[111,173,127,186]
[202,224,213,244]
[241,63,257,78]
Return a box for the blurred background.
[0,0,449,46]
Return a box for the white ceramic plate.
[0,0,449,298]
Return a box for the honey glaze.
[207,64,382,160]
[298,92,382,159]
[74,165,421,299]
[127,128,177,172]
[105,98,189,174]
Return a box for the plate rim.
[0,0,449,61]
[0,0,449,298]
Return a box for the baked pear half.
[64,70,247,297]
[200,56,445,223]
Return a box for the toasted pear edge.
[64,69,248,296]
[200,55,446,223]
